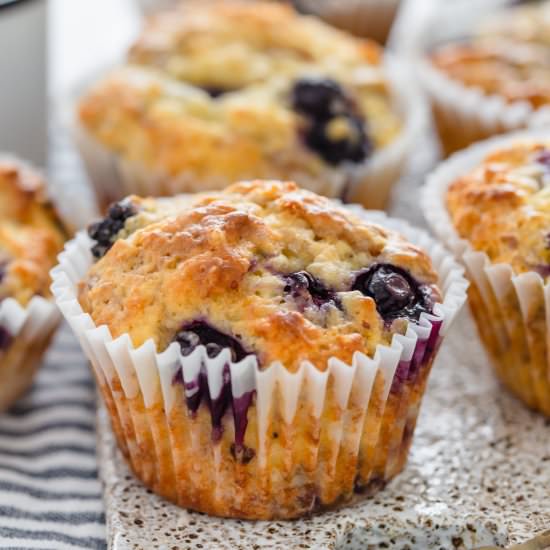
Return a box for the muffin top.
[78,1,400,196]
[0,160,66,306]
[430,1,550,108]
[79,180,440,372]
[446,140,550,278]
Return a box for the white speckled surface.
[95,137,550,550]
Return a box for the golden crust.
[0,161,66,305]
[79,180,440,371]
[431,2,550,108]
[78,1,401,196]
[446,140,550,277]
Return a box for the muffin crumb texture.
[81,180,440,372]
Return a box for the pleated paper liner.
[0,298,60,411]
[422,129,550,416]
[51,208,467,519]
[414,6,550,157]
[0,156,64,411]
[70,56,428,213]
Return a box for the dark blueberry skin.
[284,271,340,309]
[292,78,351,119]
[201,86,230,98]
[352,264,434,322]
[535,149,550,168]
[174,321,251,362]
[304,116,371,166]
[87,201,137,259]
[291,77,371,165]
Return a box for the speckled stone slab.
[96,306,550,550]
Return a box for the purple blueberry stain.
[232,390,255,448]
[174,321,252,362]
[0,326,11,351]
[534,264,550,278]
[390,359,411,396]
[291,77,372,165]
[87,200,137,259]
[352,264,435,324]
[535,149,550,169]
[172,321,256,453]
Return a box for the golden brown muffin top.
[79,180,441,372]
[0,160,66,305]
[128,0,382,89]
[430,1,550,108]
[446,140,550,277]
[78,1,400,195]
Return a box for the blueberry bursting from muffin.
[87,200,137,259]
[291,77,372,165]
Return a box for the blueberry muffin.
[51,179,466,519]
[76,1,406,211]
[443,139,550,415]
[421,1,550,155]
[80,181,440,369]
[0,159,66,410]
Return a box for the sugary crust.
[446,140,550,278]
[78,1,401,195]
[430,2,550,108]
[0,161,66,305]
[79,180,440,371]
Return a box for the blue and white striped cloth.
[0,120,106,549]
[0,326,106,549]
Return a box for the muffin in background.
[423,130,550,416]
[52,179,467,519]
[75,1,425,212]
[419,0,550,156]
[136,0,401,45]
[292,0,401,44]
[0,158,66,410]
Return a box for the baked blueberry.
[284,271,339,308]
[352,264,433,322]
[201,86,230,98]
[174,321,251,362]
[304,116,371,165]
[292,78,371,165]
[88,200,137,259]
[292,78,350,119]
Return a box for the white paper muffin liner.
[71,56,428,213]
[0,156,63,411]
[51,207,467,519]
[422,128,550,415]
[0,298,61,411]
[412,3,550,155]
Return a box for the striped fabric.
[0,326,106,549]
